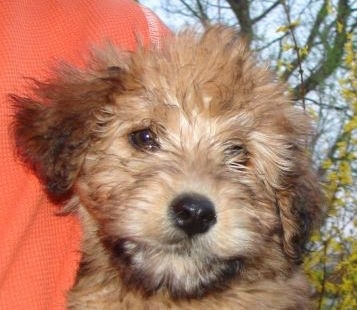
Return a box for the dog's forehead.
[114,91,255,150]
[122,32,276,125]
[111,27,292,144]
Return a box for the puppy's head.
[13,26,323,298]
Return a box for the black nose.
[170,193,217,236]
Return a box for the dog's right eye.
[129,129,160,152]
[224,144,245,157]
[224,143,249,170]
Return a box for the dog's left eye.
[129,129,160,152]
[224,143,248,169]
[224,144,245,157]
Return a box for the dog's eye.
[224,144,248,169]
[129,129,159,152]
[224,144,245,157]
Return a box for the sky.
[140,0,190,30]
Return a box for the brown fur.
[12,26,323,309]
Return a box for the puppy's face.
[13,27,322,298]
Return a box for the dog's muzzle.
[170,193,217,236]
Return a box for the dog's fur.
[13,26,323,309]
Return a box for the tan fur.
[13,26,323,309]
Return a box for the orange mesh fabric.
[0,1,169,308]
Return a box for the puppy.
[13,26,323,309]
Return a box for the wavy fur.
[13,26,324,309]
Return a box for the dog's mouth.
[104,237,243,298]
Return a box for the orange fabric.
[0,1,169,309]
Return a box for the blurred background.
[139,1,356,309]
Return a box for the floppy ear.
[276,148,324,264]
[12,64,126,196]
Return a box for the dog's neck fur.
[67,203,312,310]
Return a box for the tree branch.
[195,0,210,25]
[281,0,307,109]
[226,0,253,45]
[282,0,329,81]
[164,0,209,25]
[252,0,280,24]
[292,0,351,100]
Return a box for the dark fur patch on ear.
[12,94,92,196]
[11,60,128,196]
[277,163,324,264]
